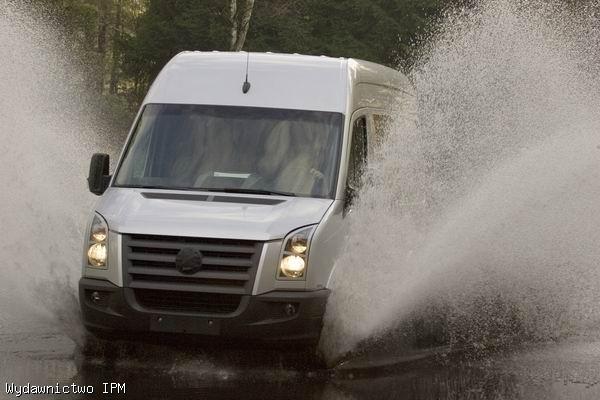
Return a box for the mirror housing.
[88,153,111,196]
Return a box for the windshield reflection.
[115,104,343,199]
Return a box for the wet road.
[1,327,600,400]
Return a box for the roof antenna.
[242,51,251,94]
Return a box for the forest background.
[30,0,592,131]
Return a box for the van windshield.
[114,104,343,199]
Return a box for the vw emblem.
[175,248,204,274]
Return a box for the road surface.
[1,326,600,399]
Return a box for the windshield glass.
[114,104,343,198]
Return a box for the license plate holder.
[149,315,221,335]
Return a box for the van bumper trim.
[79,278,329,341]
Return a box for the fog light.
[90,291,101,304]
[284,303,297,316]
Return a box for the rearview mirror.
[88,153,111,196]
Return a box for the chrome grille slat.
[127,239,256,254]
[127,233,255,246]
[130,274,247,287]
[127,252,254,268]
[129,281,247,295]
[128,266,250,281]
[130,259,249,273]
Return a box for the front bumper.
[79,278,329,342]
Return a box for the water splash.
[0,1,118,343]
[3,0,600,373]
[322,0,600,362]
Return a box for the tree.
[31,0,452,109]
[96,0,110,92]
[229,0,255,51]
[109,0,123,94]
[120,0,231,102]
[245,0,446,68]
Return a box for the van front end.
[79,190,340,343]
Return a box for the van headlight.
[278,226,316,280]
[87,213,108,269]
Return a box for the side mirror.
[88,153,111,196]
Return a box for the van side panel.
[306,200,347,290]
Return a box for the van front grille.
[134,289,242,314]
[122,234,263,315]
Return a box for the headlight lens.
[290,235,308,254]
[87,213,108,269]
[278,226,316,280]
[280,255,306,278]
[87,243,107,267]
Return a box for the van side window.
[347,116,368,190]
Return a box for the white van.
[80,52,414,343]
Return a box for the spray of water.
[0,1,118,342]
[322,0,600,362]
[3,0,600,373]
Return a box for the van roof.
[143,51,412,113]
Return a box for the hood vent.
[141,192,284,206]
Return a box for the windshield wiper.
[197,187,297,197]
